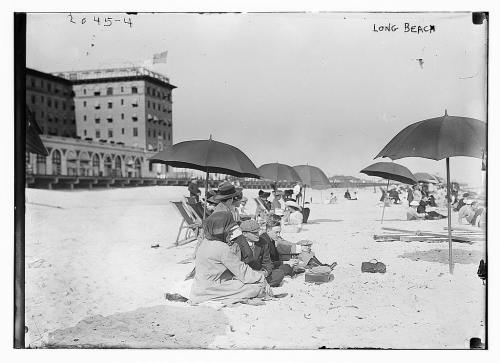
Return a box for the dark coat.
[247,235,274,275]
[188,182,200,197]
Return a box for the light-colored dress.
[189,239,266,304]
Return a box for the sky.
[26,12,488,186]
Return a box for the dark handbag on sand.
[361,259,386,273]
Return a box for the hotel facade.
[26,67,177,185]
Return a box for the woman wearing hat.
[282,200,303,233]
[407,200,426,220]
[189,212,270,304]
[213,181,243,223]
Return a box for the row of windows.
[83,86,139,96]
[82,114,171,126]
[84,127,140,138]
[40,126,76,137]
[29,78,73,97]
[82,99,139,109]
[81,86,172,101]
[82,128,171,140]
[30,94,75,111]
[44,117,75,125]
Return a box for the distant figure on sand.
[417,199,446,220]
[293,182,302,205]
[189,212,270,304]
[188,177,201,202]
[407,186,414,206]
[458,201,484,227]
[407,200,426,220]
[344,189,351,199]
[328,192,337,204]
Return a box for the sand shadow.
[46,304,228,348]
[306,219,343,224]
[398,249,484,265]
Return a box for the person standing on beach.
[407,186,414,206]
[293,182,302,204]
[188,177,201,202]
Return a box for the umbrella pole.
[381,179,390,223]
[204,169,209,221]
[302,186,306,209]
[446,158,453,274]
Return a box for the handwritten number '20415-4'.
[67,13,133,27]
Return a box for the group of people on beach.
[401,183,484,226]
[185,180,335,304]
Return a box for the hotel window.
[131,86,138,94]
[132,99,138,107]
[147,100,150,108]
[163,131,166,139]
[96,130,101,138]
[83,101,87,107]
[54,117,59,123]
[168,133,171,141]
[148,129,151,137]
[146,87,150,95]
[83,115,87,121]
[107,117,113,123]
[108,129,113,137]
[106,87,113,95]
[153,130,156,137]
[152,102,155,109]
[83,88,87,95]
[47,98,52,107]
[94,90,101,96]
[121,113,124,120]
[95,102,100,109]
[41,95,44,102]
[121,99,124,105]
[31,95,35,103]
[31,79,35,87]
[120,86,124,92]
[62,102,66,110]
[133,127,138,137]
[83,130,87,136]
[108,102,113,109]
[54,100,58,109]
[121,128,125,135]
[95,117,101,124]
[132,115,138,122]
[47,83,52,92]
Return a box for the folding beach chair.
[184,197,205,221]
[171,201,202,246]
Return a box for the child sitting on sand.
[282,201,303,232]
[407,201,426,220]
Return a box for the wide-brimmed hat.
[213,182,241,202]
[285,200,301,210]
[464,198,473,205]
[410,200,419,206]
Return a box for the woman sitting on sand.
[417,199,446,220]
[407,201,426,220]
[189,212,271,304]
[281,201,303,232]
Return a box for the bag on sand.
[361,259,386,273]
[305,265,332,284]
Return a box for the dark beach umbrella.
[414,172,440,184]
[26,107,48,156]
[361,162,417,185]
[293,164,331,207]
[375,111,486,274]
[258,163,303,184]
[360,161,417,223]
[149,136,261,219]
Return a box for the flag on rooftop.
[152,51,168,64]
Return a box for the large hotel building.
[25,67,177,183]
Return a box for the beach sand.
[24,186,486,349]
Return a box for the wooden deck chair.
[171,201,202,246]
[184,197,205,221]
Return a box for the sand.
[24,186,486,349]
